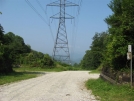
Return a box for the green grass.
[0,66,63,85]
[89,69,100,74]
[14,65,82,72]
[0,71,37,85]
[0,65,81,85]
[14,67,64,72]
[86,78,134,101]
[0,66,58,85]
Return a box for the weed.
[89,69,100,74]
[86,78,134,101]
[0,71,37,85]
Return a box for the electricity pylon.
[47,0,78,63]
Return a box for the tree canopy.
[81,0,134,70]
[80,32,108,70]
[0,24,54,74]
[103,0,134,70]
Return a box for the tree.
[0,25,13,74]
[80,50,93,69]
[0,24,4,44]
[42,54,54,67]
[80,32,108,70]
[103,0,134,70]
[0,25,55,73]
[73,63,79,67]
[0,30,33,74]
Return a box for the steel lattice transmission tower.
[47,0,78,63]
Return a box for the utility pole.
[128,45,133,87]
[47,0,78,63]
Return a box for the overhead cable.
[25,0,49,26]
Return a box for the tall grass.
[0,71,37,85]
[0,65,82,85]
[13,66,80,72]
[86,78,134,101]
[89,69,100,74]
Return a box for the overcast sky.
[0,0,112,63]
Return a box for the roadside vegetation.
[13,63,81,72]
[0,25,57,75]
[0,25,81,74]
[80,0,134,71]
[86,78,134,101]
[0,65,81,85]
[82,0,134,100]
[89,70,100,74]
[0,71,37,85]
[0,23,81,84]
[1,0,134,100]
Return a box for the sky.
[0,0,112,63]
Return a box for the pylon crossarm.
[50,13,74,19]
[47,0,60,6]
[55,55,70,57]
[65,1,79,7]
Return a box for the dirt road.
[0,71,99,101]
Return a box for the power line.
[36,0,47,14]
[36,0,55,42]
[70,0,82,62]
[25,0,55,42]
[50,0,58,32]
[36,0,49,23]
[25,0,49,26]
[70,0,76,61]
[48,24,55,42]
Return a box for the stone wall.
[101,67,134,85]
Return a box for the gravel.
[0,71,99,101]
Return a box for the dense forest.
[0,24,54,74]
[80,0,134,71]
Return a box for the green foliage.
[0,25,13,74]
[89,70,100,74]
[0,23,55,74]
[0,30,33,74]
[42,54,54,67]
[80,0,134,71]
[73,63,79,67]
[80,50,93,69]
[80,32,108,70]
[0,71,37,85]
[103,0,134,70]
[0,45,14,73]
[56,61,71,67]
[86,78,134,101]
[0,24,4,44]
[21,51,55,68]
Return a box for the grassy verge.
[0,67,63,85]
[0,66,82,85]
[86,78,134,101]
[0,71,37,85]
[14,65,82,72]
[13,67,64,72]
[0,66,55,85]
[89,69,100,74]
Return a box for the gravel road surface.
[0,71,99,101]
